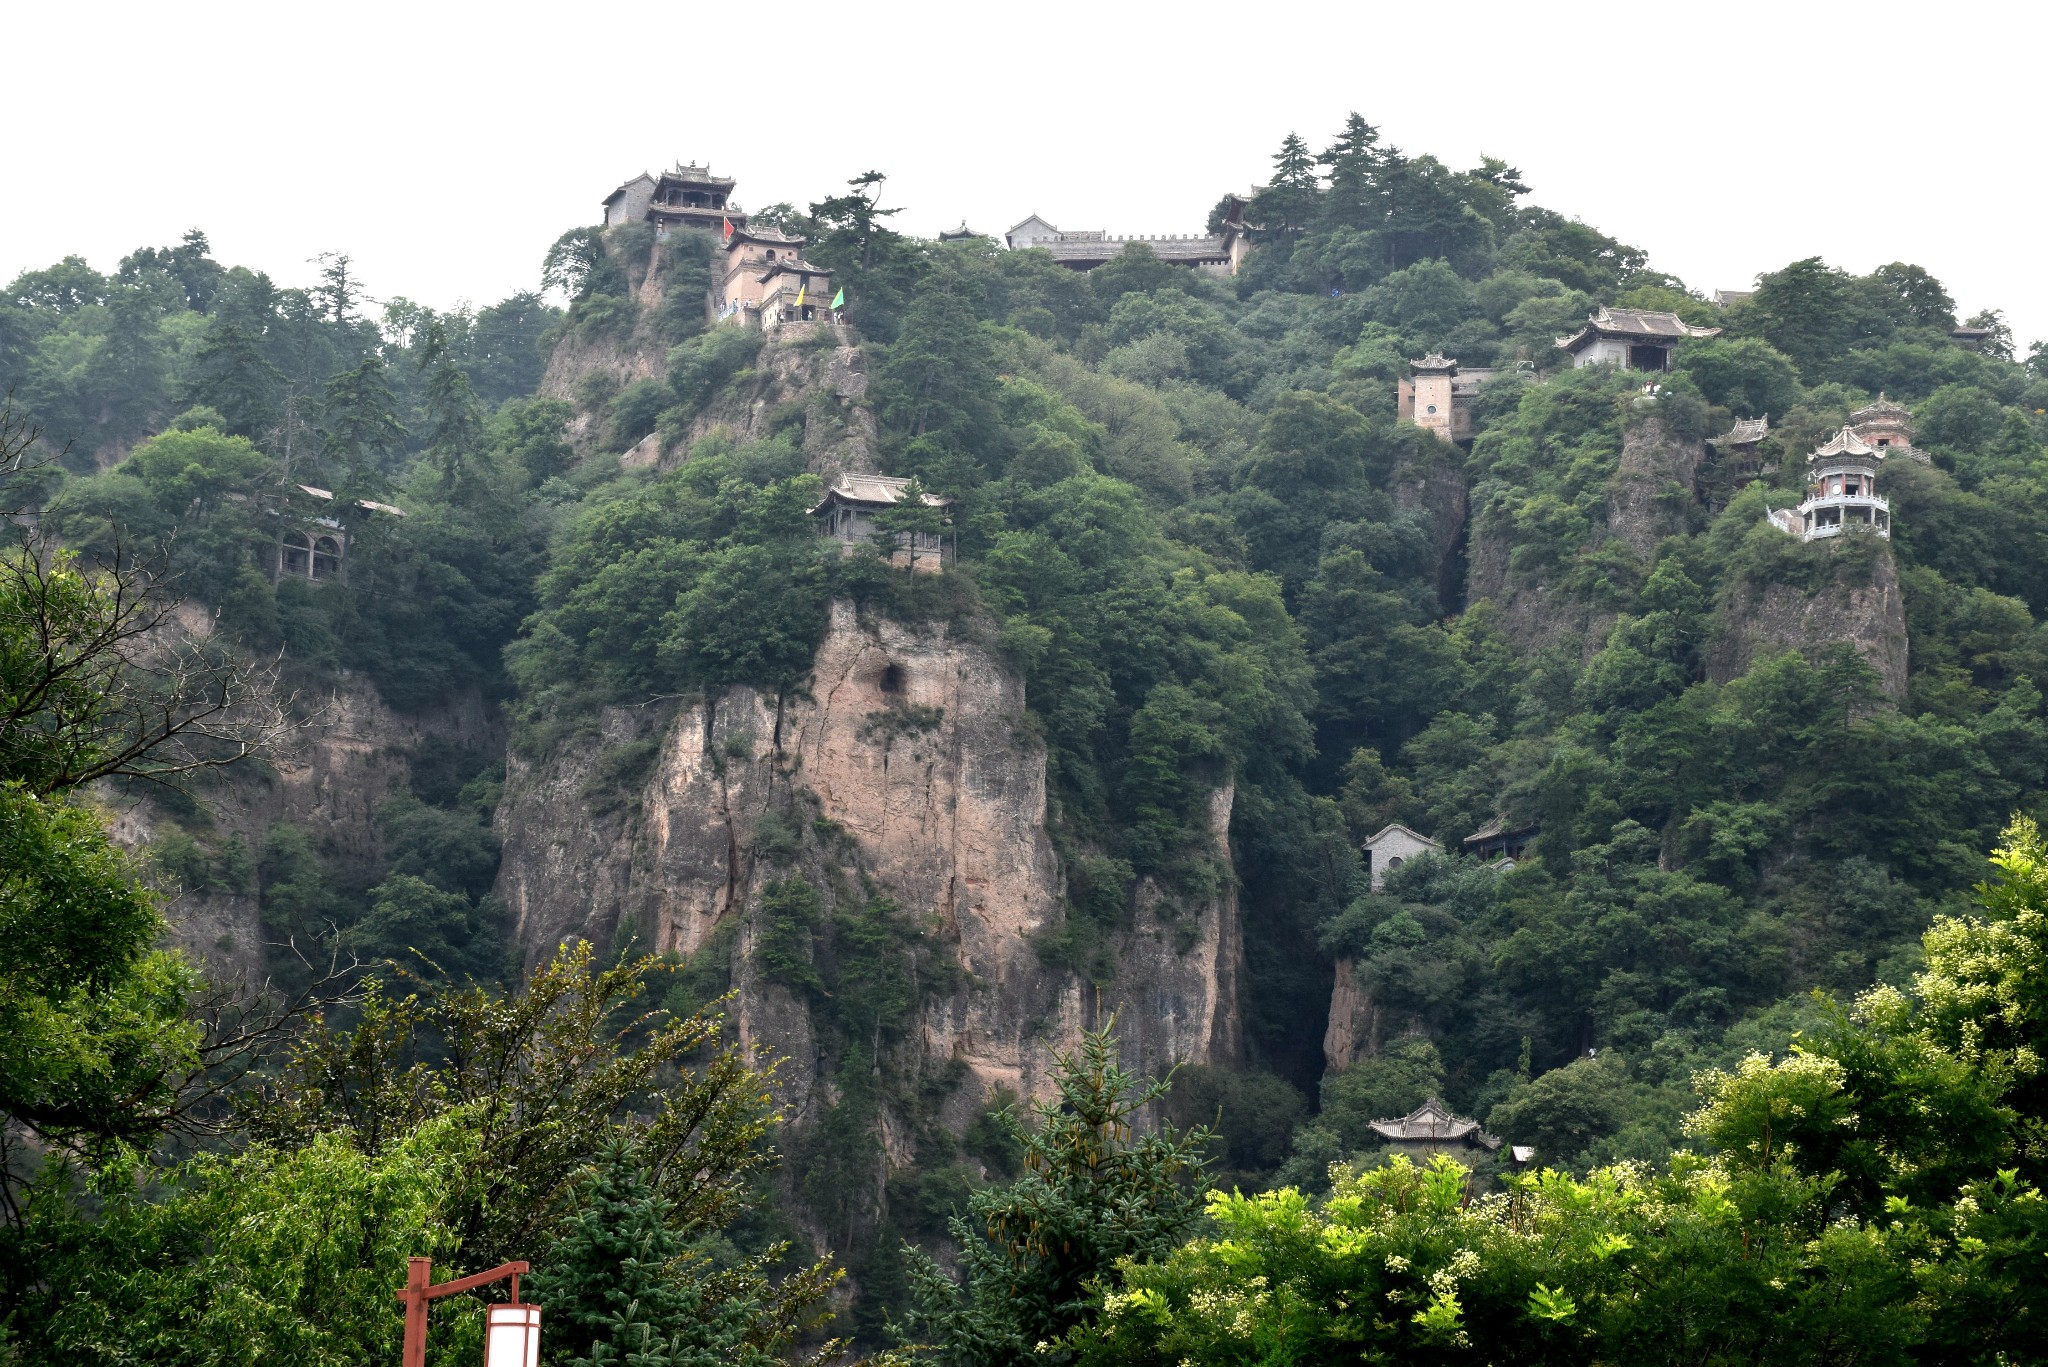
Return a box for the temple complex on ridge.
[603,163,744,235]
[1004,197,1251,276]
[1555,306,1721,370]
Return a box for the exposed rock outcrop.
[1706,534,1910,701]
[1388,446,1469,613]
[112,669,492,980]
[1467,412,1704,659]
[494,603,1243,1128]
[1322,956,1372,1070]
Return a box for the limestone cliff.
[110,652,493,981]
[1467,411,1704,659]
[494,602,1243,1134]
[1387,443,1469,613]
[539,229,879,479]
[1706,533,1910,701]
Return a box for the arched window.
[282,529,311,576]
[312,536,342,579]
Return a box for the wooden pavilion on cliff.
[811,474,954,572]
[604,163,745,235]
[1769,426,1891,542]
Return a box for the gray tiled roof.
[1556,306,1722,351]
[1369,1098,1501,1151]
[1711,416,1770,446]
[810,474,955,514]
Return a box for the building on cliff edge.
[1397,352,1506,443]
[716,226,835,330]
[1362,823,1440,891]
[1761,397,1926,542]
[812,474,954,572]
[1768,423,1892,542]
[603,163,746,236]
[1556,306,1721,371]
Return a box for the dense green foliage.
[901,1024,1212,1365]
[10,109,2048,1359]
[1068,817,2048,1365]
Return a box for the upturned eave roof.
[1368,1098,1502,1151]
[1556,306,1723,351]
[809,473,955,515]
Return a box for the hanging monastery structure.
[1766,397,1925,542]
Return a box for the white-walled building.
[1363,822,1440,891]
[1556,306,1721,371]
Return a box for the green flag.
[831,287,845,310]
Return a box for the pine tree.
[1317,112,1387,233]
[316,352,406,487]
[416,318,487,501]
[900,1022,1212,1365]
[181,318,283,439]
[1251,132,1321,237]
[528,1141,763,1367]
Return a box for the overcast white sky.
[10,0,2044,349]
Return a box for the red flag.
[722,216,733,243]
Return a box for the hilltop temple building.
[1004,197,1251,276]
[603,163,745,235]
[1555,306,1722,371]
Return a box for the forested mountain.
[7,114,2048,1361]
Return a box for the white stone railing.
[1797,492,1890,516]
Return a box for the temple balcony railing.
[1803,522,1892,542]
[1797,492,1890,517]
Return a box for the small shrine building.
[812,474,953,572]
[1369,1098,1502,1163]
[1362,822,1440,892]
[1555,306,1721,371]
[1397,353,1501,443]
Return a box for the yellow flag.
[796,283,806,307]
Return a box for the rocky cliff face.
[1706,535,1910,700]
[1388,444,1469,613]
[111,652,493,981]
[1466,412,1704,659]
[494,602,1242,1130]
